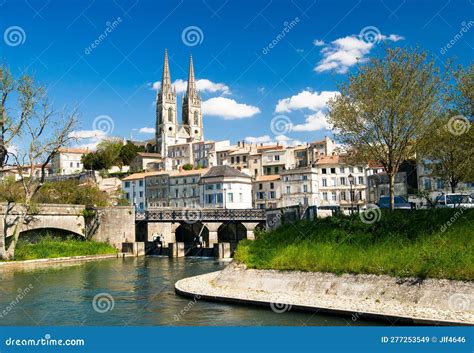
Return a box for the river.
[0,257,379,326]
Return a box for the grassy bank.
[235,209,474,281]
[14,237,117,261]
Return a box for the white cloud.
[275,90,339,113]
[244,135,272,144]
[202,97,260,120]
[291,111,332,132]
[139,127,155,134]
[314,32,404,74]
[245,134,303,147]
[151,79,230,95]
[313,39,325,46]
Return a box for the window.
[284,176,289,182]
[322,192,328,201]
[332,192,337,201]
[358,176,364,185]
[270,191,276,199]
[274,155,280,161]
[259,183,263,190]
[349,166,354,173]
[237,156,240,163]
[286,186,291,194]
[125,181,130,188]
[139,191,143,197]
[77,163,80,168]
[139,202,144,210]
[70,162,73,167]
[239,193,243,202]
[243,156,247,163]
[331,178,336,186]
[274,166,279,174]
[358,167,364,173]
[254,169,258,176]
[359,191,363,200]
[424,178,432,190]
[303,185,308,192]
[227,193,233,202]
[257,192,265,200]
[302,175,308,181]
[321,168,327,174]
[270,182,274,189]
[126,193,130,199]
[340,177,346,185]
[139,180,143,187]
[266,167,272,175]
[175,189,178,198]
[340,191,346,201]
[205,184,214,190]
[322,178,327,187]
[231,157,235,164]
[216,184,221,190]
[330,168,336,174]
[194,111,199,125]
[340,167,344,173]
[437,179,445,189]
[168,107,173,122]
[216,193,223,203]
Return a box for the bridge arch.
[175,222,209,248]
[19,227,85,240]
[217,221,247,243]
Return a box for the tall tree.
[0,66,77,260]
[425,64,474,192]
[328,47,445,210]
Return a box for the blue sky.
[1,0,472,148]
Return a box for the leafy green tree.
[119,141,143,166]
[182,163,193,171]
[328,48,445,210]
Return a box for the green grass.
[14,236,118,261]
[235,209,474,281]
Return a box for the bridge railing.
[136,208,266,222]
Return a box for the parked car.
[435,194,474,208]
[377,196,413,210]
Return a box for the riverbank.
[11,236,118,261]
[175,262,474,325]
[235,208,474,281]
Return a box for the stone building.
[51,148,88,175]
[253,175,281,209]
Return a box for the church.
[154,49,204,157]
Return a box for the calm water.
[0,257,379,326]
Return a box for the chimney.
[242,140,245,147]
[260,143,263,146]
[238,141,241,147]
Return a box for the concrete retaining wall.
[175,262,474,325]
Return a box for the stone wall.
[89,206,136,249]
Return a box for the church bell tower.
[182,54,203,141]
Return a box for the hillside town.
[1,51,473,213]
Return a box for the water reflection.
[0,257,379,326]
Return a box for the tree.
[182,163,193,171]
[425,65,474,192]
[328,47,445,210]
[119,141,143,166]
[0,66,77,260]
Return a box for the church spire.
[186,54,197,96]
[161,48,172,92]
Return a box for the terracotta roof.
[315,155,341,165]
[229,150,249,156]
[122,171,163,181]
[169,168,210,177]
[58,147,89,154]
[257,145,283,151]
[255,175,280,182]
[368,161,384,168]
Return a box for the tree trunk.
[389,173,395,211]
[450,181,457,193]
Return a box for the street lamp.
[348,173,354,215]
